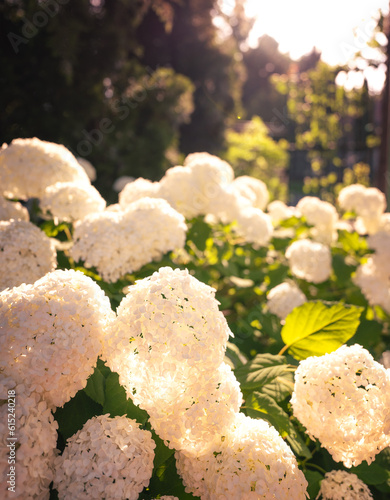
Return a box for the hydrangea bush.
[0,138,390,499]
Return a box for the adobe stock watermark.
[7,0,69,54]
[269,105,290,135]
[340,13,379,61]
[6,389,17,494]
[76,71,160,157]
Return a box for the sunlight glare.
[243,0,389,65]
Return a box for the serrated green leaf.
[102,372,128,417]
[152,430,175,471]
[187,217,212,252]
[349,318,382,349]
[350,461,390,485]
[225,341,248,369]
[244,392,311,458]
[83,364,105,406]
[304,470,322,499]
[281,301,363,360]
[126,398,149,425]
[147,454,200,499]
[54,391,102,441]
[234,353,294,401]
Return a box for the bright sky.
[219,0,389,92]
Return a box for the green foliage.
[280,301,363,360]
[222,115,289,201]
[30,212,390,498]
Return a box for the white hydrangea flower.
[338,184,366,212]
[118,178,161,207]
[316,470,373,500]
[0,377,58,500]
[0,138,90,200]
[175,412,308,500]
[267,200,296,224]
[0,197,29,221]
[296,196,338,244]
[357,187,386,218]
[70,198,187,282]
[234,206,274,247]
[103,267,233,409]
[159,153,234,219]
[380,350,390,369]
[285,239,332,283]
[0,269,114,408]
[151,497,179,500]
[267,282,307,320]
[231,175,269,211]
[353,257,390,313]
[112,175,135,193]
[148,363,242,456]
[77,157,96,181]
[291,344,390,467]
[338,185,386,234]
[40,182,106,223]
[355,214,383,235]
[367,230,390,256]
[378,212,390,232]
[0,219,57,291]
[53,415,155,500]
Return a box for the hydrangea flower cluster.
[297,196,338,244]
[175,412,308,500]
[147,362,242,456]
[285,238,332,283]
[0,197,29,221]
[116,152,274,246]
[0,219,57,291]
[0,269,114,408]
[0,377,58,500]
[158,153,234,219]
[151,497,179,500]
[353,257,390,314]
[40,181,106,223]
[0,137,90,200]
[103,268,241,454]
[53,415,155,500]
[234,205,274,247]
[291,344,390,467]
[77,157,96,181]
[316,470,373,500]
[353,230,390,313]
[338,184,387,235]
[70,197,187,282]
[267,281,307,320]
[231,175,269,210]
[119,177,161,207]
[267,200,296,224]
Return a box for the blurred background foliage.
[0,0,388,203]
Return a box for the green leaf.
[338,229,368,255]
[225,341,248,369]
[304,470,322,499]
[350,461,390,485]
[245,392,311,458]
[349,318,382,349]
[83,364,106,406]
[126,398,149,426]
[281,301,363,360]
[147,454,200,499]
[102,372,128,417]
[54,391,102,441]
[234,353,294,401]
[152,430,175,471]
[187,217,212,252]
